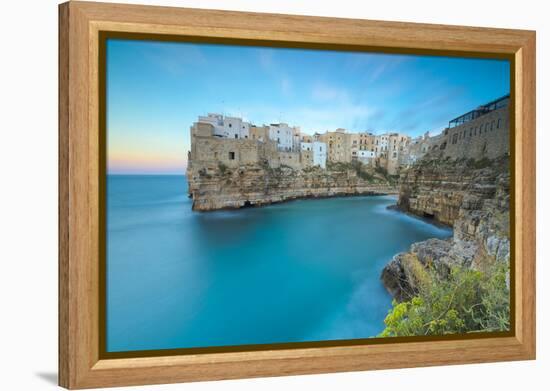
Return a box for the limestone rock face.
[186,164,397,211]
[397,158,505,225]
[381,239,453,301]
[382,156,510,301]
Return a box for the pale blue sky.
[107,39,510,174]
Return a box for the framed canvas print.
[58,1,536,389]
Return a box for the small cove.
[106,175,452,352]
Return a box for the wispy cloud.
[366,56,410,84]
[386,87,466,133]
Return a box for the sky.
[106,39,510,175]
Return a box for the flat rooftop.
[448,95,510,128]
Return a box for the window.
[228,151,235,160]
[452,133,458,144]
[491,120,495,130]
[234,134,238,139]
[470,128,473,137]
[485,123,489,132]
[228,123,232,128]
[497,118,502,128]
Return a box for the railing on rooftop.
[448,94,510,128]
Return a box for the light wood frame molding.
[59,1,536,389]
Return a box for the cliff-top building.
[188,95,508,177]
[198,113,251,139]
[318,128,352,164]
[425,95,510,161]
[188,114,327,171]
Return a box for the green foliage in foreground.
[380,262,510,337]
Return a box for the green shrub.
[375,165,388,177]
[466,157,492,169]
[218,162,228,175]
[380,262,510,337]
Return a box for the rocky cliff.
[382,156,510,301]
[187,162,397,211]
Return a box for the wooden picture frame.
[59,1,536,389]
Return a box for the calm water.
[106,175,451,352]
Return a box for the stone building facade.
[198,113,251,139]
[427,95,510,161]
[406,131,433,165]
[319,129,352,163]
[188,115,327,172]
[278,151,302,169]
[385,133,411,175]
[188,95,509,178]
[249,125,269,142]
[189,122,279,169]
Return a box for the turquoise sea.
[106,175,452,352]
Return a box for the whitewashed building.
[301,141,327,169]
[269,123,295,151]
[357,150,375,165]
[198,113,250,139]
[374,134,389,157]
[312,141,327,169]
[301,142,313,152]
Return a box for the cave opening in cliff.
[423,211,435,219]
[243,200,253,208]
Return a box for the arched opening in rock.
[423,211,435,219]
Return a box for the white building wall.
[313,141,327,169]
[197,114,250,139]
[357,150,375,165]
[223,116,250,139]
[301,142,313,151]
[198,113,225,137]
[269,123,293,151]
[374,134,389,157]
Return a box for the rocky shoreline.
[381,156,511,302]
[187,163,398,211]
